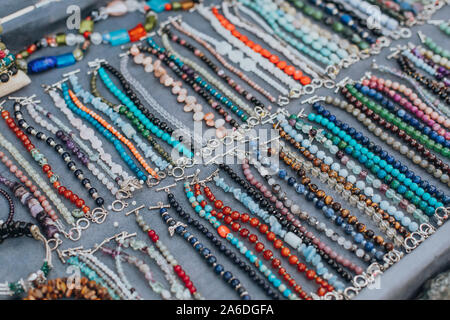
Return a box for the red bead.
[1,110,10,118]
[306,269,316,280]
[42,164,51,173]
[82,206,90,214]
[174,265,182,273]
[255,242,265,252]
[58,186,66,195]
[284,65,295,76]
[273,239,283,249]
[231,222,240,232]
[297,263,306,272]
[70,194,79,204]
[222,206,231,215]
[288,279,296,287]
[164,3,172,10]
[249,218,259,227]
[230,211,240,220]
[259,224,269,234]
[276,61,287,70]
[289,255,299,265]
[266,231,276,241]
[281,247,290,257]
[214,200,223,209]
[75,198,85,208]
[224,216,233,225]
[317,287,327,297]
[64,190,73,199]
[263,250,273,260]
[248,234,258,243]
[278,266,285,275]
[240,213,250,223]
[128,23,147,42]
[260,49,271,58]
[269,55,279,64]
[239,228,249,238]
[200,200,207,207]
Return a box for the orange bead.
[252,44,262,53]
[217,225,230,238]
[276,61,287,70]
[293,70,303,80]
[231,30,241,37]
[300,76,311,85]
[260,49,271,58]
[281,247,290,257]
[284,65,295,75]
[289,255,299,265]
[246,41,255,49]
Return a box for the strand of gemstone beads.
[100,246,172,300]
[216,163,356,283]
[340,0,400,31]
[183,181,299,300]
[12,102,106,209]
[237,0,345,66]
[158,206,252,300]
[161,34,259,118]
[197,5,306,90]
[74,254,136,300]
[176,20,293,97]
[192,9,302,92]
[203,181,342,295]
[24,102,120,195]
[127,48,240,138]
[97,62,194,159]
[210,4,316,82]
[163,27,269,111]
[279,112,423,233]
[363,75,450,130]
[308,102,449,215]
[69,74,172,173]
[166,191,281,299]
[409,47,450,86]
[396,55,450,105]
[0,174,58,239]
[1,109,91,220]
[340,86,450,181]
[66,255,120,300]
[128,46,231,139]
[223,2,325,80]
[103,243,142,300]
[0,136,74,225]
[251,144,393,259]
[46,89,130,183]
[324,94,450,187]
[170,20,278,103]
[238,158,365,278]
[372,63,450,118]
[349,83,450,155]
[62,83,154,182]
[146,38,253,124]
[130,208,201,299]
[414,41,450,71]
[420,32,450,62]
[403,49,450,85]
[90,70,176,168]
[201,181,338,295]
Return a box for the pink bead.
[30,185,37,192]
[355,266,364,275]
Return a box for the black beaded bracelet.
[166,192,280,299]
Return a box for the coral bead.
[217,225,230,238]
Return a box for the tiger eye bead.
[324,195,333,205]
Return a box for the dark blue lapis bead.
[214,264,224,274]
[189,237,198,244]
[335,216,344,226]
[175,226,185,234]
[364,241,374,252]
[287,177,296,186]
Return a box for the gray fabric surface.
[0,1,449,300]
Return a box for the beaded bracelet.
[97,61,194,158]
[12,102,106,208]
[222,2,326,80]
[24,102,120,195]
[0,135,74,226]
[396,55,450,104]
[129,45,231,139]
[158,206,252,300]
[146,38,253,123]
[202,180,340,296]
[183,181,299,299]
[236,158,363,279]
[309,101,450,208]
[62,82,154,181]
[1,108,91,219]
[216,164,356,283]
[348,83,450,154]
[323,94,450,189]
[240,0,343,66]
[162,27,269,111]
[194,7,303,93]
[249,142,393,256]
[209,4,314,84]
[0,175,58,238]
[23,277,112,300]
[284,0,371,50]
[372,62,450,119]
[69,73,172,172]
[128,206,201,299]
[101,246,172,300]
[363,74,450,130]
[0,224,52,296]
[166,191,280,299]
[46,88,130,184]
[340,86,450,178]
[280,112,423,232]
[175,20,294,98]
[169,19,278,103]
